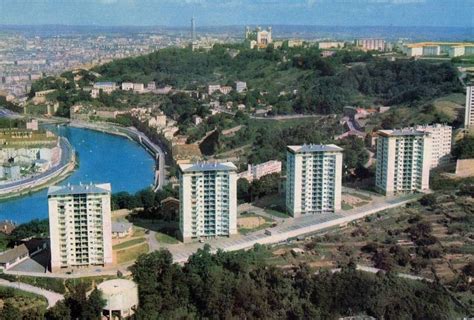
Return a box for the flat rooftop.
[377,129,427,137]
[287,144,343,153]
[179,162,237,173]
[48,183,111,196]
[405,42,474,48]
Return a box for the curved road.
[0,278,64,308]
[0,137,74,195]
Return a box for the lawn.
[116,243,149,264]
[342,202,354,210]
[113,237,145,250]
[155,232,179,244]
[238,212,274,235]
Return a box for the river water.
[0,125,155,224]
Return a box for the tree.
[10,219,49,241]
[83,288,106,320]
[237,178,250,202]
[453,136,474,159]
[1,302,19,320]
[45,301,71,320]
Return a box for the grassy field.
[113,237,145,250]
[116,243,149,264]
[341,202,354,210]
[238,212,273,235]
[433,93,466,122]
[155,231,179,244]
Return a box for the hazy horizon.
[0,0,472,28]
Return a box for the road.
[159,193,421,263]
[0,137,74,196]
[0,278,64,308]
[214,107,330,121]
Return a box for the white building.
[208,85,221,95]
[357,39,385,51]
[235,81,247,93]
[239,160,282,182]
[133,83,145,93]
[148,114,167,128]
[26,119,39,131]
[178,162,237,242]
[147,81,156,90]
[121,82,134,91]
[375,129,431,196]
[48,183,113,272]
[412,124,452,168]
[465,86,474,128]
[286,144,343,217]
[318,41,345,49]
[98,279,139,319]
[91,82,117,98]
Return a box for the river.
[0,125,155,224]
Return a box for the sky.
[0,0,472,27]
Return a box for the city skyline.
[0,0,472,28]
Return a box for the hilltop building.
[91,82,117,98]
[178,162,237,242]
[48,183,113,272]
[357,39,385,51]
[375,129,431,196]
[245,26,272,49]
[318,41,345,49]
[402,42,474,57]
[235,81,247,93]
[465,86,474,128]
[286,144,343,217]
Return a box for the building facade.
[412,124,452,168]
[245,26,273,49]
[375,129,431,196]
[357,39,385,51]
[48,183,113,271]
[239,160,282,182]
[235,81,247,93]
[286,144,343,217]
[465,86,474,128]
[178,162,237,242]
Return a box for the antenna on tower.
[191,16,196,42]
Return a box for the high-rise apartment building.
[375,129,431,196]
[286,144,343,217]
[412,124,452,168]
[48,183,112,272]
[178,162,237,242]
[357,39,385,51]
[465,86,474,128]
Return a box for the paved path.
[147,230,161,251]
[0,279,64,308]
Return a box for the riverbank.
[0,125,155,224]
[0,137,76,200]
[68,119,166,190]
